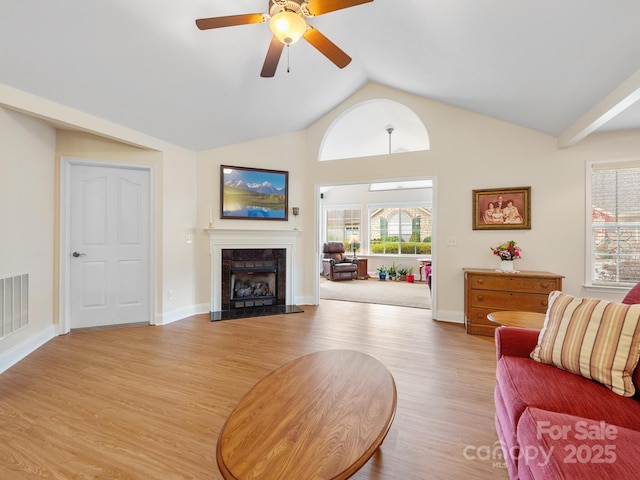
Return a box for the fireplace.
[207,229,302,320]
[222,248,286,310]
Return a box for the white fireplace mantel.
[206,229,301,312]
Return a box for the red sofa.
[494,284,640,479]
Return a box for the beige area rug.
[319,276,431,309]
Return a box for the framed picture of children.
[472,186,531,230]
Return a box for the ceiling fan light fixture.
[269,10,307,45]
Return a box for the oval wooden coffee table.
[217,349,397,480]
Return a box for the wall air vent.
[0,274,29,339]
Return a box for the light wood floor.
[0,301,508,479]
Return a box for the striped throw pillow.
[531,291,640,397]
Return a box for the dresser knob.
[477,295,484,302]
[541,282,549,289]
[542,300,548,306]
[477,279,484,284]
[477,313,484,319]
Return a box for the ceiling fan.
[196,0,374,77]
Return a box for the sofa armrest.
[495,326,540,360]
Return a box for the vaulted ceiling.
[1,0,639,151]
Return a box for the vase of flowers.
[499,260,514,271]
[491,240,521,271]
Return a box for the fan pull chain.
[287,45,291,73]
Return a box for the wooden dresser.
[464,268,564,336]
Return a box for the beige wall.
[55,131,198,326]
[310,84,568,320]
[2,81,638,371]
[56,131,157,324]
[0,108,57,368]
[195,84,638,321]
[310,85,638,318]
[0,94,197,370]
[195,131,309,306]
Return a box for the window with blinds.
[590,161,640,285]
[324,207,362,252]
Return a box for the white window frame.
[368,202,432,256]
[322,204,363,248]
[586,159,640,288]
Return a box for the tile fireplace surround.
[206,229,301,319]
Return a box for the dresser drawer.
[466,321,498,336]
[466,307,505,335]
[467,307,497,328]
[469,290,550,312]
[469,274,560,294]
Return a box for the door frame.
[314,176,438,314]
[59,157,156,334]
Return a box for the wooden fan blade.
[261,37,285,77]
[306,0,373,16]
[195,13,265,30]
[304,28,351,69]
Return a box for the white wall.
[0,107,57,371]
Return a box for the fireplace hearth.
[210,304,304,321]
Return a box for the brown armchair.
[322,242,358,281]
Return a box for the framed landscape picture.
[220,165,288,220]
[472,186,531,230]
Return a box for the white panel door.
[70,164,150,329]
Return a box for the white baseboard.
[432,309,464,324]
[157,304,207,325]
[194,303,211,315]
[0,326,56,374]
[295,295,316,306]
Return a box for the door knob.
[72,252,86,257]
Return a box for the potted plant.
[406,267,415,283]
[387,261,397,280]
[397,267,408,281]
[376,265,387,281]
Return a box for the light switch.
[446,236,457,246]
[185,234,193,244]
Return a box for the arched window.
[319,99,430,161]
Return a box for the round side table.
[487,311,546,329]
